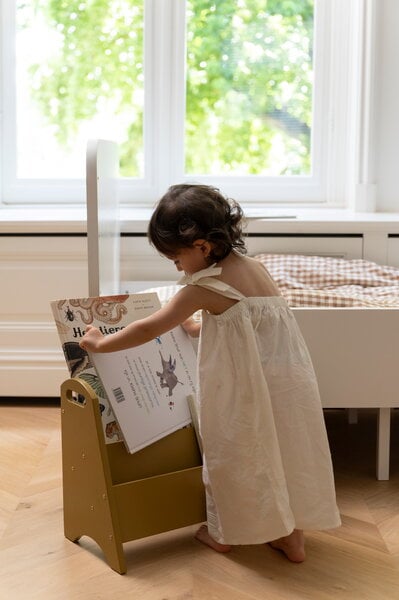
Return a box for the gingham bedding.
[254,254,399,308]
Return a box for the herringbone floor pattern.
[1,401,399,599]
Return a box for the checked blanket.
[254,254,399,308]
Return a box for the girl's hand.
[79,325,105,353]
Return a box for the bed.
[86,140,399,480]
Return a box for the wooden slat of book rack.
[61,377,206,574]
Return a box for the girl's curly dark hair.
[148,184,247,262]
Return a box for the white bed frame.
[86,140,399,480]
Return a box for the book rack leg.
[61,378,126,574]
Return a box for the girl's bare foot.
[195,524,232,553]
[268,529,306,563]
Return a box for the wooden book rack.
[61,377,206,574]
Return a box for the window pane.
[185,0,313,176]
[16,0,144,179]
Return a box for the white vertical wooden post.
[86,140,120,296]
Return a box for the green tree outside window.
[26,0,313,178]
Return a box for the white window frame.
[0,0,377,210]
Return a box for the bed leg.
[376,408,391,480]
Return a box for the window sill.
[1,204,399,235]
[0,205,87,234]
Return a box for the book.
[51,293,197,452]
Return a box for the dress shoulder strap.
[177,264,245,301]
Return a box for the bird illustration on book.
[156,351,184,397]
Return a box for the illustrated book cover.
[51,293,197,452]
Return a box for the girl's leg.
[195,524,232,553]
[268,529,306,563]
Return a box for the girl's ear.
[193,239,212,258]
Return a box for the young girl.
[80,184,341,562]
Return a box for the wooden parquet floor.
[1,401,399,600]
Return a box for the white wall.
[375,0,399,212]
[0,236,88,397]
[1,220,399,398]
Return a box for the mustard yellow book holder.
[61,377,206,574]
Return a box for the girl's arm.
[79,286,202,353]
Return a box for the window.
[1,0,373,207]
[185,1,313,177]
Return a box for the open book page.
[51,293,163,444]
[89,325,197,453]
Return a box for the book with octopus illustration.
[51,293,197,453]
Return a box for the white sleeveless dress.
[178,265,341,545]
